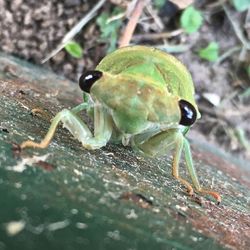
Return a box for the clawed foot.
[20,140,49,149]
[198,189,221,205]
[184,186,221,205]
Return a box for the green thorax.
[96,45,197,111]
[91,46,200,134]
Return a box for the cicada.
[21,46,221,203]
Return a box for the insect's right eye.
[79,70,103,93]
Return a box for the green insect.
[21,46,221,203]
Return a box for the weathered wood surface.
[0,53,249,250]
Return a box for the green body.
[93,46,200,137]
[21,46,220,202]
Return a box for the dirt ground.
[0,0,250,161]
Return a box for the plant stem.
[119,0,146,47]
[42,0,106,63]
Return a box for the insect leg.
[70,102,89,113]
[172,133,194,195]
[20,103,88,149]
[183,138,221,203]
[60,104,112,149]
[21,103,112,150]
[133,130,195,195]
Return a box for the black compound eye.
[179,99,197,126]
[79,70,103,93]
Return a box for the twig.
[235,127,250,152]
[223,4,250,50]
[244,7,250,30]
[41,0,106,63]
[199,102,250,128]
[145,4,164,31]
[206,0,227,9]
[132,29,183,42]
[198,104,236,127]
[215,46,241,65]
[156,44,190,53]
[119,0,147,47]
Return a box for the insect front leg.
[171,133,196,196]
[133,130,221,202]
[183,138,221,203]
[20,103,112,150]
[133,130,195,195]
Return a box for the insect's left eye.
[179,99,197,126]
[79,70,103,93]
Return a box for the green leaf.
[239,87,250,100]
[246,65,250,77]
[64,41,83,58]
[154,0,166,9]
[96,7,123,53]
[231,0,250,12]
[180,6,203,34]
[198,42,219,62]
